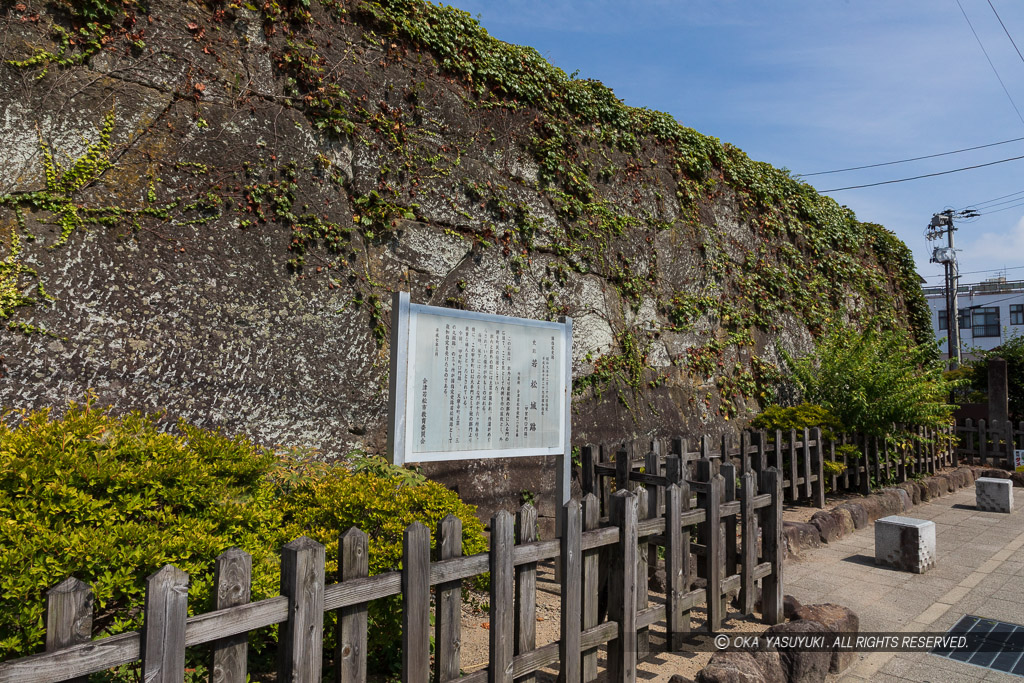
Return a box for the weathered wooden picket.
[955,419,1024,468]
[582,426,955,509]
[0,462,785,683]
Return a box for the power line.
[923,264,1024,280]
[963,188,1024,208]
[819,152,1024,192]
[987,0,1024,69]
[796,136,1024,177]
[957,0,1024,127]
[984,198,1024,214]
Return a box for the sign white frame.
[387,291,573,510]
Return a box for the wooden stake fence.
[582,425,957,509]
[0,465,785,683]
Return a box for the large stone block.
[976,477,1014,513]
[875,516,936,573]
[764,620,832,683]
[792,603,860,673]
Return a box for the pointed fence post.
[635,487,650,659]
[339,529,369,683]
[581,445,597,497]
[665,483,689,651]
[788,429,799,501]
[608,490,638,683]
[403,524,431,683]
[280,537,325,683]
[615,448,631,493]
[812,427,826,508]
[759,468,784,625]
[582,494,601,682]
[740,471,758,614]
[46,577,93,653]
[211,548,251,683]
[142,565,189,683]
[490,512,514,683]
[705,474,724,633]
[560,501,582,683]
[515,506,537,683]
[46,576,94,683]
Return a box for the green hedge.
[0,398,487,675]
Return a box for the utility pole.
[927,210,961,368]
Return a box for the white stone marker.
[976,477,1014,513]
[874,516,936,573]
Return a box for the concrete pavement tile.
[970,598,1024,623]
[920,654,992,682]
[981,668,1024,682]
[960,573,987,589]
[913,602,953,626]
[941,585,973,604]
[878,653,929,679]
[991,561,1024,576]
[972,573,1012,596]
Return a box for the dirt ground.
[455,560,772,682]
[451,493,883,681]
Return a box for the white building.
[924,277,1024,359]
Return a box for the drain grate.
[931,614,1024,677]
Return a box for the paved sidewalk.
[783,485,1024,682]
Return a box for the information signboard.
[387,292,573,506]
[1015,449,1024,473]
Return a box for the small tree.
[780,322,958,437]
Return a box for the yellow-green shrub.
[284,455,488,671]
[0,399,487,675]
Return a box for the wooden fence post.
[665,482,689,651]
[600,444,612,516]
[608,490,638,683]
[860,434,871,495]
[812,427,825,508]
[339,529,369,683]
[581,494,600,683]
[280,537,325,683]
[142,565,189,683]
[490,512,514,683]
[515,506,537,683]
[581,446,596,498]
[802,427,813,500]
[760,468,784,625]
[635,487,650,660]
[211,548,251,683]
[788,429,798,501]
[721,461,738,582]
[46,577,93,652]
[740,471,758,615]
[560,501,582,683]
[615,448,631,493]
[695,458,712,580]
[403,524,430,683]
[897,427,908,484]
[705,474,724,633]
[757,431,768,474]
[46,576,93,683]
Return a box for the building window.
[938,309,972,331]
[973,307,1000,338]
[1012,304,1024,325]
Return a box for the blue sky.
[443,0,1024,288]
